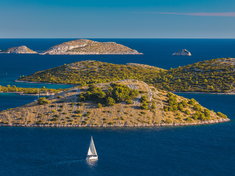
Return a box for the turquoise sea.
[0,39,234,176]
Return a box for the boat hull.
[86,155,98,161]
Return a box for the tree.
[217,112,227,118]
[141,102,149,110]
[204,109,210,117]
[106,97,116,106]
[37,97,50,105]
[188,98,197,105]
[97,103,103,108]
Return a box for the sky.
[0,0,235,38]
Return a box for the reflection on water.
[86,159,98,167]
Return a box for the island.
[18,60,164,84]
[154,58,235,93]
[19,58,235,93]
[41,39,142,55]
[0,46,37,54]
[0,80,229,127]
[172,49,192,56]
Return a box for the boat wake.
[36,158,84,169]
[54,159,84,165]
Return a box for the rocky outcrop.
[41,39,142,55]
[172,49,192,56]
[0,46,37,54]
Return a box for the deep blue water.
[0,93,36,110]
[0,39,234,176]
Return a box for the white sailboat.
[86,136,98,161]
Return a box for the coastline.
[14,81,235,95]
[15,80,76,86]
[0,118,230,128]
[0,92,54,96]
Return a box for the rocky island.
[41,39,142,55]
[0,46,37,54]
[172,49,192,56]
[0,80,229,127]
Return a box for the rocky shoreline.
[14,80,235,95]
[15,80,75,86]
[0,118,230,128]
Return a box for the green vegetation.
[37,97,51,105]
[0,85,62,94]
[140,95,150,110]
[79,83,139,106]
[153,58,235,92]
[163,92,225,121]
[19,60,163,85]
[19,58,235,93]
[216,112,228,119]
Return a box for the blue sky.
[0,0,235,38]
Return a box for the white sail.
[87,136,98,156]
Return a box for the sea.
[0,39,234,176]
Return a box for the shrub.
[193,104,202,111]
[217,112,227,118]
[126,99,133,104]
[184,110,190,115]
[79,84,139,106]
[97,103,103,108]
[150,103,156,110]
[188,98,197,105]
[37,97,50,105]
[178,104,184,111]
[165,118,173,124]
[204,109,210,117]
[140,95,148,103]
[141,102,149,110]
[106,97,116,106]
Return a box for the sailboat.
[86,136,98,161]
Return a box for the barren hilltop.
[0,46,37,54]
[42,39,141,55]
[0,80,229,127]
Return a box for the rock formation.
[0,46,37,54]
[172,49,192,56]
[41,39,141,55]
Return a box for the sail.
[87,136,98,156]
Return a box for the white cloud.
[158,12,235,17]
